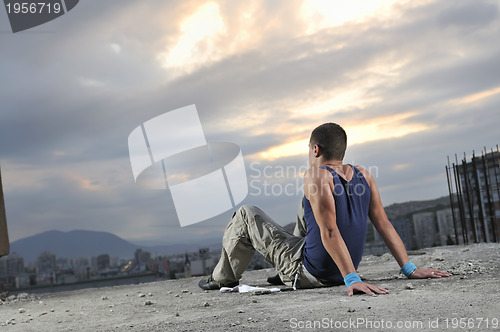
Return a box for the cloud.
[1,0,500,245]
[437,0,499,29]
[256,112,432,160]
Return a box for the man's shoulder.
[305,167,333,181]
[353,165,371,178]
[353,165,375,189]
[304,167,333,196]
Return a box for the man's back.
[302,165,371,281]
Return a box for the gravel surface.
[0,243,499,331]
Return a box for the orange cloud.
[257,112,430,160]
[80,179,102,191]
[448,86,500,105]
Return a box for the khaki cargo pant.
[212,204,324,289]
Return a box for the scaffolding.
[446,146,500,244]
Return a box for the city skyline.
[1,0,500,245]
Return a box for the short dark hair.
[310,123,347,161]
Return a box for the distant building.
[134,249,152,271]
[174,248,220,278]
[149,256,170,277]
[70,257,90,269]
[366,208,456,252]
[366,218,414,253]
[190,258,218,276]
[364,220,387,255]
[56,257,69,270]
[36,251,56,285]
[412,212,437,249]
[0,252,28,289]
[97,254,110,271]
[391,219,414,250]
[436,209,456,246]
[37,251,56,273]
[446,148,500,244]
[0,252,24,276]
[110,256,121,268]
[198,248,209,275]
[89,256,98,273]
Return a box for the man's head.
[309,123,347,165]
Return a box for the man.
[199,123,451,295]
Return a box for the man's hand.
[409,268,452,279]
[347,282,389,296]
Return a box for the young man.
[199,123,451,295]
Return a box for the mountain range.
[9,196,450,263]
[9,230,222,263]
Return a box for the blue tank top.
[302,165,371,282]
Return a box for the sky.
[1,0,500,246]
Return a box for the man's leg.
[293,198,307,237]
[267,199,308,285]
[211,205,305,286]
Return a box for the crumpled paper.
[220,284,282,293]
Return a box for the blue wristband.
[344,273,362,288]
[401,261,417,278]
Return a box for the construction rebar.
[462,154,478,243]
[446,157,459,243]
[482,149,497,242]
[472,151,487,242]
[454,155,468,244]
[447,148,499,245]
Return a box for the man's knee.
[226,205,253,232]
[232,205,259,220]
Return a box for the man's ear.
[313,144,320,158]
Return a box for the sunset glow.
[448,86,500,105]
[3,0,499,244]
[259,112,430,160]
[158,2,225,72]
